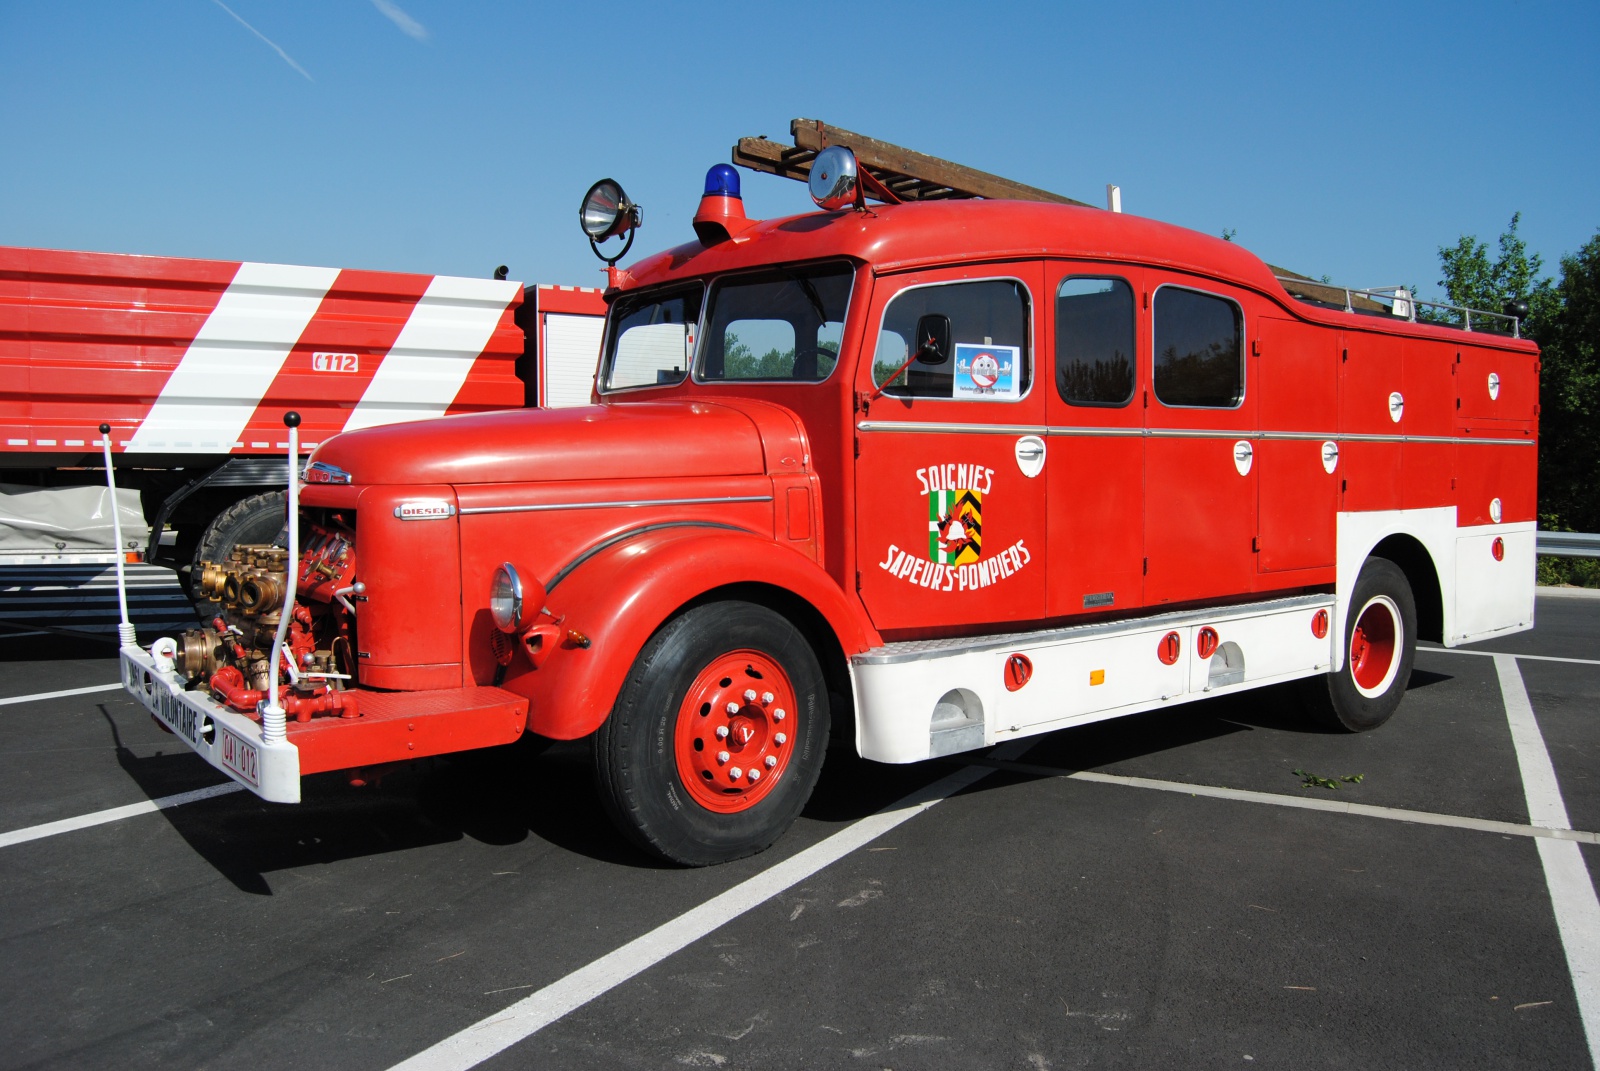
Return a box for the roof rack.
[1273,276,1522,337]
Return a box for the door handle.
[1014,435,1046,478]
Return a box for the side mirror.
[913,314,951,366]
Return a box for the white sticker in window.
[952,343,1021,401]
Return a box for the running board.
[850,594,1336,764]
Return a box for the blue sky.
[3,1,1596,302]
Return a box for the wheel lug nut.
[761,691,774,705]
[743,689,758,702]
[773,708,786,722]
[729,767,743,781]
[717,750,730,764]
[765,755,777,769]
[774,733,786,746]
[715,725,729,739]
[726,701,740,714]
[748,769,761,782]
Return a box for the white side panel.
[342,276,521,432]
[1452,522,1536,643]
[1335,507,1456,669]
[852,598,1334,764]
[126,263,339,453]
[542,313,605,408]
[1183,610,1333,694]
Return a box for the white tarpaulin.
[0,483,149,554]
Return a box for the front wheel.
[1302,557,1417,732]
[592,601,829,866]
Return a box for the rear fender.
[513,526,876,739]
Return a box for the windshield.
[602,285,705,391]
[697,262,853,383]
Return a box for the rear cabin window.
[874,279,1031,400]
[604,286,704,390]
[1153,286,1244,408]
[697,263,853,382]
[1057,277,1136,406]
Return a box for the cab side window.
[1153,286,1244,408]
[874,279,1031,400]
[1057,277,1136,407]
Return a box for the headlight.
[489,563,524,633]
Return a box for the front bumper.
[120,645,533,803]
[120,644,302,803]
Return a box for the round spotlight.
[808,145,860,211]
[490,563,524,633]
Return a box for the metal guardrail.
[1538,532,1600,559]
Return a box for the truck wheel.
[592,601,829,866]
[189,492,287,608]
[1302,557,1417,732]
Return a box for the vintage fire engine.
[118,123,1538,866]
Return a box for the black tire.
[189,491,287,608]
[1301,557,1417,732]
[592,601,829,866]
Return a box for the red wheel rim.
[673,649,797,813]
[1349,596,1400,697]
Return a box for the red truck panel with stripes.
[0,245,531,455]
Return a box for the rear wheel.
[1303,557,1417,732]
[592,601,829,866]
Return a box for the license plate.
[219,727,260,787]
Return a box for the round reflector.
[1492,537,1505,561]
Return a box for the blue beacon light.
[703,163,741,199]
[693,163,754,244]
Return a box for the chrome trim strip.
[858,420,1049,436]
[546,521,754,593]
[854,593,1335,665]
[1045,427,1145,437]
[858,421,1533,447]
[459,494,773,516]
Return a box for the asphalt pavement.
[0,591,1596,1070]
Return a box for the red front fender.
[507,526,878,740]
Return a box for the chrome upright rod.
[261,411,301,744]
[98,423,136,649]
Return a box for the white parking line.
[1420,647,1600,668]
[387,747,1027,1071]
[978,760,1600,844]
[0,682,122,707]
[1495,654,1600,1065]
[0,783,245,848]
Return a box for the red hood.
[307,401,773,486]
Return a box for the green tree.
[1430,213,1558,335]
[1537,230,1600,534]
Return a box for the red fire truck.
[0,246,604,588]
[117,132,1538,866]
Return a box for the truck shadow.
[103,669,1458,891]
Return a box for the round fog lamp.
[490,563,524,633]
